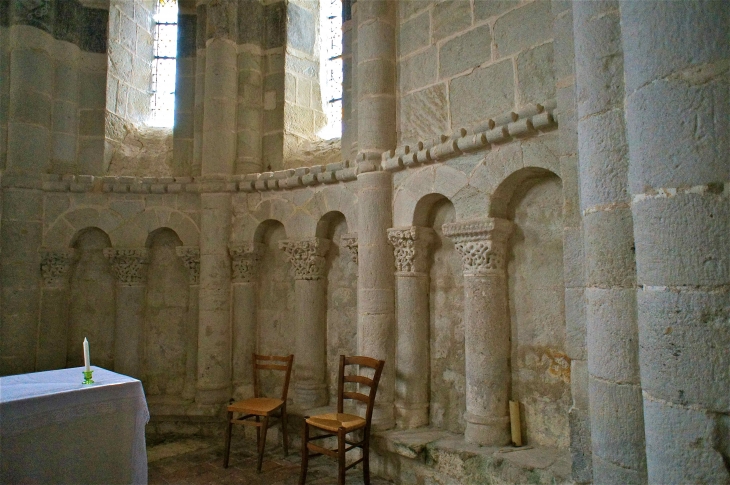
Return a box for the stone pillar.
[620,3,730,483]
[573,2,647,482]
[36,248,77,371]
[280,238,331,408]
[197,193,232,405]
[229,243,264,400]
[176,246,200,401]
[356,0,395,161]
[387,226,432,429]
[104,248,149,379]
[357,170,395,429]
[443,218,513,446]
[172,8,198,176]
[340,0,354,160]
[192,2,207,176]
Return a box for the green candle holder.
[82,370,94,385]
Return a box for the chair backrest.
[252,353,294,401]
[337,355,385,432]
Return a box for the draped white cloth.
[0,366,149,485]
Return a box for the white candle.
[83,338,91,372]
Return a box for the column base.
[371,401,396,431]
[294,382,328,408]
[395,403,429,429]
[464,413,510,445]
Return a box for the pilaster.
[176,246,200,400]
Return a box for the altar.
[0,366,149,484]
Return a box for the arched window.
[150,0,178,127]
[318,0,343,139]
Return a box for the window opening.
[318,0,343,139]
[150,0,178,127]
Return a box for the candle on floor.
[83,338,91,372]
[509,400,522,447]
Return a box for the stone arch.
[394,164,484,227]
[45,207,124,248]
[112,208,200,247]
[315,210,349,239]
[240,198,306,244]
[305,186,358,236]
[488,166,560,219]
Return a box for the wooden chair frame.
[224,353,294,472]
[299,355,385,485]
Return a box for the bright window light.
[149,0,178,128]
[318,0,342,140]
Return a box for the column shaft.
[573,1,647,482]
[36,249,76,371]
[176,246,200,401]
[621,2,730,483]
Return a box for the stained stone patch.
[517,42,555,106]
[399,83,448,146]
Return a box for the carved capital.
[279,238,331,280]
[340,233,358,264]
[442,218,513,275]
[387,226,433,274]
[229,243,265,283]
[103,248,150,285]
[39,248,77,287]
[175,246,200,285]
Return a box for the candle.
[83,338,91,372]
[509,400,522,447]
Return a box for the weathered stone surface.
[398,10,429,57]
[431,0,471,43]
[439,25,491,80]
[517,42,555,106]
[449,59,514,128]
[493,0,552,58]
[399,83,448,146]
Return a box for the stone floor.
[147,435,394,485]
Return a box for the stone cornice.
[279,238,331,280]
[103,248,150,285]
[442,218,513,275]
[387,226,434,274]
[39,248,77,287]
[175,246,200,285]
[229,243,265,283]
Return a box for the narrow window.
[150,0,179,127]
[318,0,343,139]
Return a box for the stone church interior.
[0,0,728,484]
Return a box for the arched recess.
[142,228,190,399]
[67,227,116,369]
[237,198,304,245]
[316,211,357,403]
[306,185,359,236]
[254,219,294,398]
[111,208,200,248]
[495,167,571,448]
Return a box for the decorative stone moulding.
[387,227,433,274]
[381,100,557,172]
[279,238,331,280]
[442,218,513,276]
[103,248,150,285]
[340,233,358,263]
[175,246,200,284]
[39,248,77,287]
[229,243,265,283]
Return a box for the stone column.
[356,0,395,161]
[388,226,432,429]
[280,238,331,408]
[36,248,77,371]
[573,2,647,482]
[197,192,232,405]
[176,246,200,401]
[443,218,513,446]
[104,248,149,379]
[229,243,264,400]
[620,3,730,483]
[340,0,354,160]
[192,2,207,176]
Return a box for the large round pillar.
[388,227,432,429]
[229,243,264,400]
[280,238,331,408]
[443,218,513,446]
[620,2,730,483]
[573,1,647,482]
[104,248,150,380]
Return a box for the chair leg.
[299,421,309,485]
[281,407,289,457]
[255,415,261,446]
[362,436,370,485]
[223,411,233,468]
[338,427,347,485]
[257,416,269,473]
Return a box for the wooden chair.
[223,353,294,472]
[299,355,385,485]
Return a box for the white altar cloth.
[0,366,149,485]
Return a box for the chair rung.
[255,363,288,371]
[344,375,373,386]
[343,391,370,403]
[308,442,338,458]
[344,356,381,368]
[254,354,292,362]
[345,457,364,470]
[307,433,337,440]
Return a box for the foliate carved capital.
[387,227,433,274]
[39,248,77,287]
[340,233,358,264]
[176,246,200,285]
[229,243,265,283]
[442,218,513,275]
[103,248,150,285]
[279,238,331,280]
